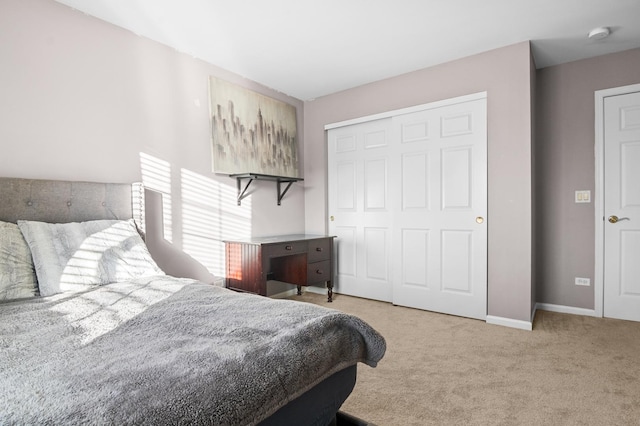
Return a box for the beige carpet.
[291,292,640,426]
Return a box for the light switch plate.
[575,190,591,203]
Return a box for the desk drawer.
[264,241,306,258]
[307,238,331,262]
[307,260,331,284]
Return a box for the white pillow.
[17,219,164,296]
[0,221,38,300]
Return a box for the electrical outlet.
[575,277,591,286]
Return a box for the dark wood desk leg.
[327,281,333,302]
[297,285,302,295]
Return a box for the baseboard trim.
[535,303,597,317]
[269,286,327,299]
[486,315,533,331]
[269,289,298,299]
[303,286,327,295]
[275,290,596,329]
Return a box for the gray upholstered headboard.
[0,178,141,225]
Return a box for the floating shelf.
[229,173,303,206]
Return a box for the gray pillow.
[17,219,165,296]
[0,221,38,300]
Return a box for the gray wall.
[303,42,534,323]
[530,49,538,316]
[535,47,640,309]
[0,0,306,285]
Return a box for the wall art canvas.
[209,76,300,178]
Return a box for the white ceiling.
[54,0,640,101]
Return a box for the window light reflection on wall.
[181,169,251,277]
[139,152,252,279]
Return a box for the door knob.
[608,215,629,223]
[476,217,484,224]
[330,216,335,221]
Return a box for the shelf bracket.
[229,173,303,206]
[236,176,254,206]
[277,180,295,206]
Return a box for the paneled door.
[327,93,487,320]
[327,118,394,302]
[391,98,487,320]
[603,90,640,321]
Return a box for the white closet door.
[391,98,487,320]
[603,90,640,321]
[327,94,487,320]
[328,118,394,302]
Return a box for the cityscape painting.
[209,76,300,178]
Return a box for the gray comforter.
[0,276,385,425]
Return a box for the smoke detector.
[588,27,610,40]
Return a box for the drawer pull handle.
[285,245,292,250]
[316,269,323,274]
[315,247,323,252]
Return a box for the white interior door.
[603,90,640,321]
[327,118,394,302]
[327,94,487,320]
[391,98,487,320]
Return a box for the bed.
[0,177,385,426]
